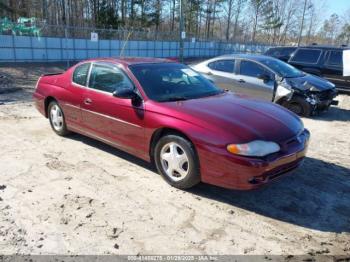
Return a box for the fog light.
[248,176,264,184]
[306,97,317,105]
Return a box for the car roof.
[300,45,350,50]
[268,46,297,49]
[215,53,281,62]
[81,57,175,66]
[268,45,349,50]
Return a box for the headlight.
[227,140,280,157]
[328,81,335,88]
[309,85,320,92]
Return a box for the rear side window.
[88,64,133,93]
[240,60,268,77]
[73,63,90,86]
[282,48,297,56]
[327,51,343,67]
[208,60,235,73]
[266,48,284,56]
[291,49,322,64]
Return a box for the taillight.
[35,77,41,90]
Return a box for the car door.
[81,62,146,156]
[323,50,350,90]
[62,62,91,127]
[204,59,241,92]
[235,60,275,101]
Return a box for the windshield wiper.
[160,96,189,102]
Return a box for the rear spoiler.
[41,72,64,77]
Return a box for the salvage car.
[33,58,310,190]
[191,54,338,116]
[265,45,350,93]
[264,46,297,62]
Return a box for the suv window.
[291,48,322,64]
[266,47,296,57]
[72,63,90,86]
[327,50,343,67]
[208,60,235,73]
[88,64,133,93]
[240,60,270,78]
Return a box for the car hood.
[286,74,335,92]
[154,92,303,143]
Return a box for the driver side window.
[88,64,133,93]
[240,60,265,77]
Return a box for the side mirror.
[258,74,272,82]
[113,89,142,106]
[113,89,137,99]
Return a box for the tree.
[260,0,283,43]
[320,13,341,44]
[225,0,234,40]
[338,23,350,45]
[250,0,268,42]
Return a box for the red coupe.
[33,58,310,190]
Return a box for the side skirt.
[67,123,151,163]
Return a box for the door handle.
[84,98,92,105]
[206,71,213,75]
[238,79,245,83]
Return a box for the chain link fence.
[0,23,275,63]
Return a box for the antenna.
[119,30,133,57]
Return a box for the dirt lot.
[0,64,349,256]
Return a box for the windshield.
[129,63,223,102]
[260,58,304,78]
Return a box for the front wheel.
[154,134,200,189]
[48,101,70,136]
[282,96,312,117]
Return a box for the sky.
[325,0,350,17]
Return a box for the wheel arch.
[44,96,57,118]
[149,127,198,164]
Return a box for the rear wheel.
[154,134,200,189]
[48,101,70,136]
[283,96,312,117]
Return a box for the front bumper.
[199,129,310,190]
[308,89,338,112]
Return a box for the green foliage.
[96,1,120,29]
[260,0,283,31]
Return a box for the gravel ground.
[0,64,349,256]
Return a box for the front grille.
[266,159,303,180]
[249,158,303,185]
[286,138,298,146]
[280,131,307,151]
[314,89,336,101]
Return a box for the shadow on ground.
[68,133,350,234]
[69,133,154,172]
[311,106,350,122]
[189,157,350,233]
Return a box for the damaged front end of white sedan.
[276,75,338,117]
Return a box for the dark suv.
[265,45,350,92]
[264,47,297,62]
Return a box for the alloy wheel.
[50,104,64,132]
[160,142,190,181]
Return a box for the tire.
[283,96,312,117]
[154,134,200,189]
[48,101,70,136]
